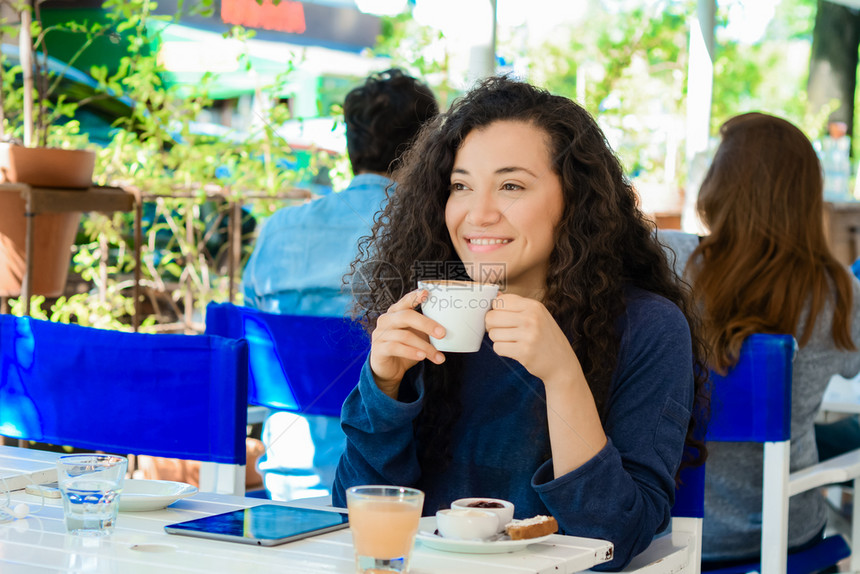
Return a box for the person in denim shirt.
[333,77,709,570]
[241,69,438,500]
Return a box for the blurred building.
[40,0,390,147]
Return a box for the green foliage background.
[0,0,325,330]
[377,0,824,189]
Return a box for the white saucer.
[415,517,552,554]
[119,479,198,512]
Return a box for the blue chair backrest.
[204,302,371,417]
[707,333,794,443]
[669,333,794,521]
[0,315,248,465]
[673,458,705,519]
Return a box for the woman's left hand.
[485,293,581,386]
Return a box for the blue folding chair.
[204,302,370,500]
[610,334,859,574]
[204,302,369,417]
[0,315,249,495]
[703,334,853,574]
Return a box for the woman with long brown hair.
[334,76,709,569]
[660,112,860,566]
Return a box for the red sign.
[221,0,307,35]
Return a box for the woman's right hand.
[369,289,446,399]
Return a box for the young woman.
[334,76,709,569]
[659,112,860,566]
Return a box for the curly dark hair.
[343,68,439,175]
[349,75,709,473]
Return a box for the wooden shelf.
[0,183,135,318]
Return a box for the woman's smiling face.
[445,120,565,298]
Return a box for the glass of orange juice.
[346,485,425,574]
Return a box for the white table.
[821,372,860,415]
[821,374,860,415]
[0,446,613,573]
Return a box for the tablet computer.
[164,504,349,546]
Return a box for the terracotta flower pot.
[0,143,95,189]
[0,144,93,297]
[0,187,80,297]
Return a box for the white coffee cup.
[417,280,499,353]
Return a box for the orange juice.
[349,499,422,558]
[346,485,424,573]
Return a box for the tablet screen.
[165,504,349,546]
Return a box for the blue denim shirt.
[242,173,391,317]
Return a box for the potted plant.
[0,0,96,185]
[0,0,101,298]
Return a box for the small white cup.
[436,508,498,541]
[451,498,515,533]
[417,280,499,353]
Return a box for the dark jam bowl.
[467,500,505,508]
[450,497,515,533]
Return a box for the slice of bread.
[505,515,558,540]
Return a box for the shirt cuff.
[531,438,619,493]
[351,358,425,432]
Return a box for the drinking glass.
[346,485,424,574]
[56,454,127,536]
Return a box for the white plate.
[119,479,198,512]
[415,517,552,554]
